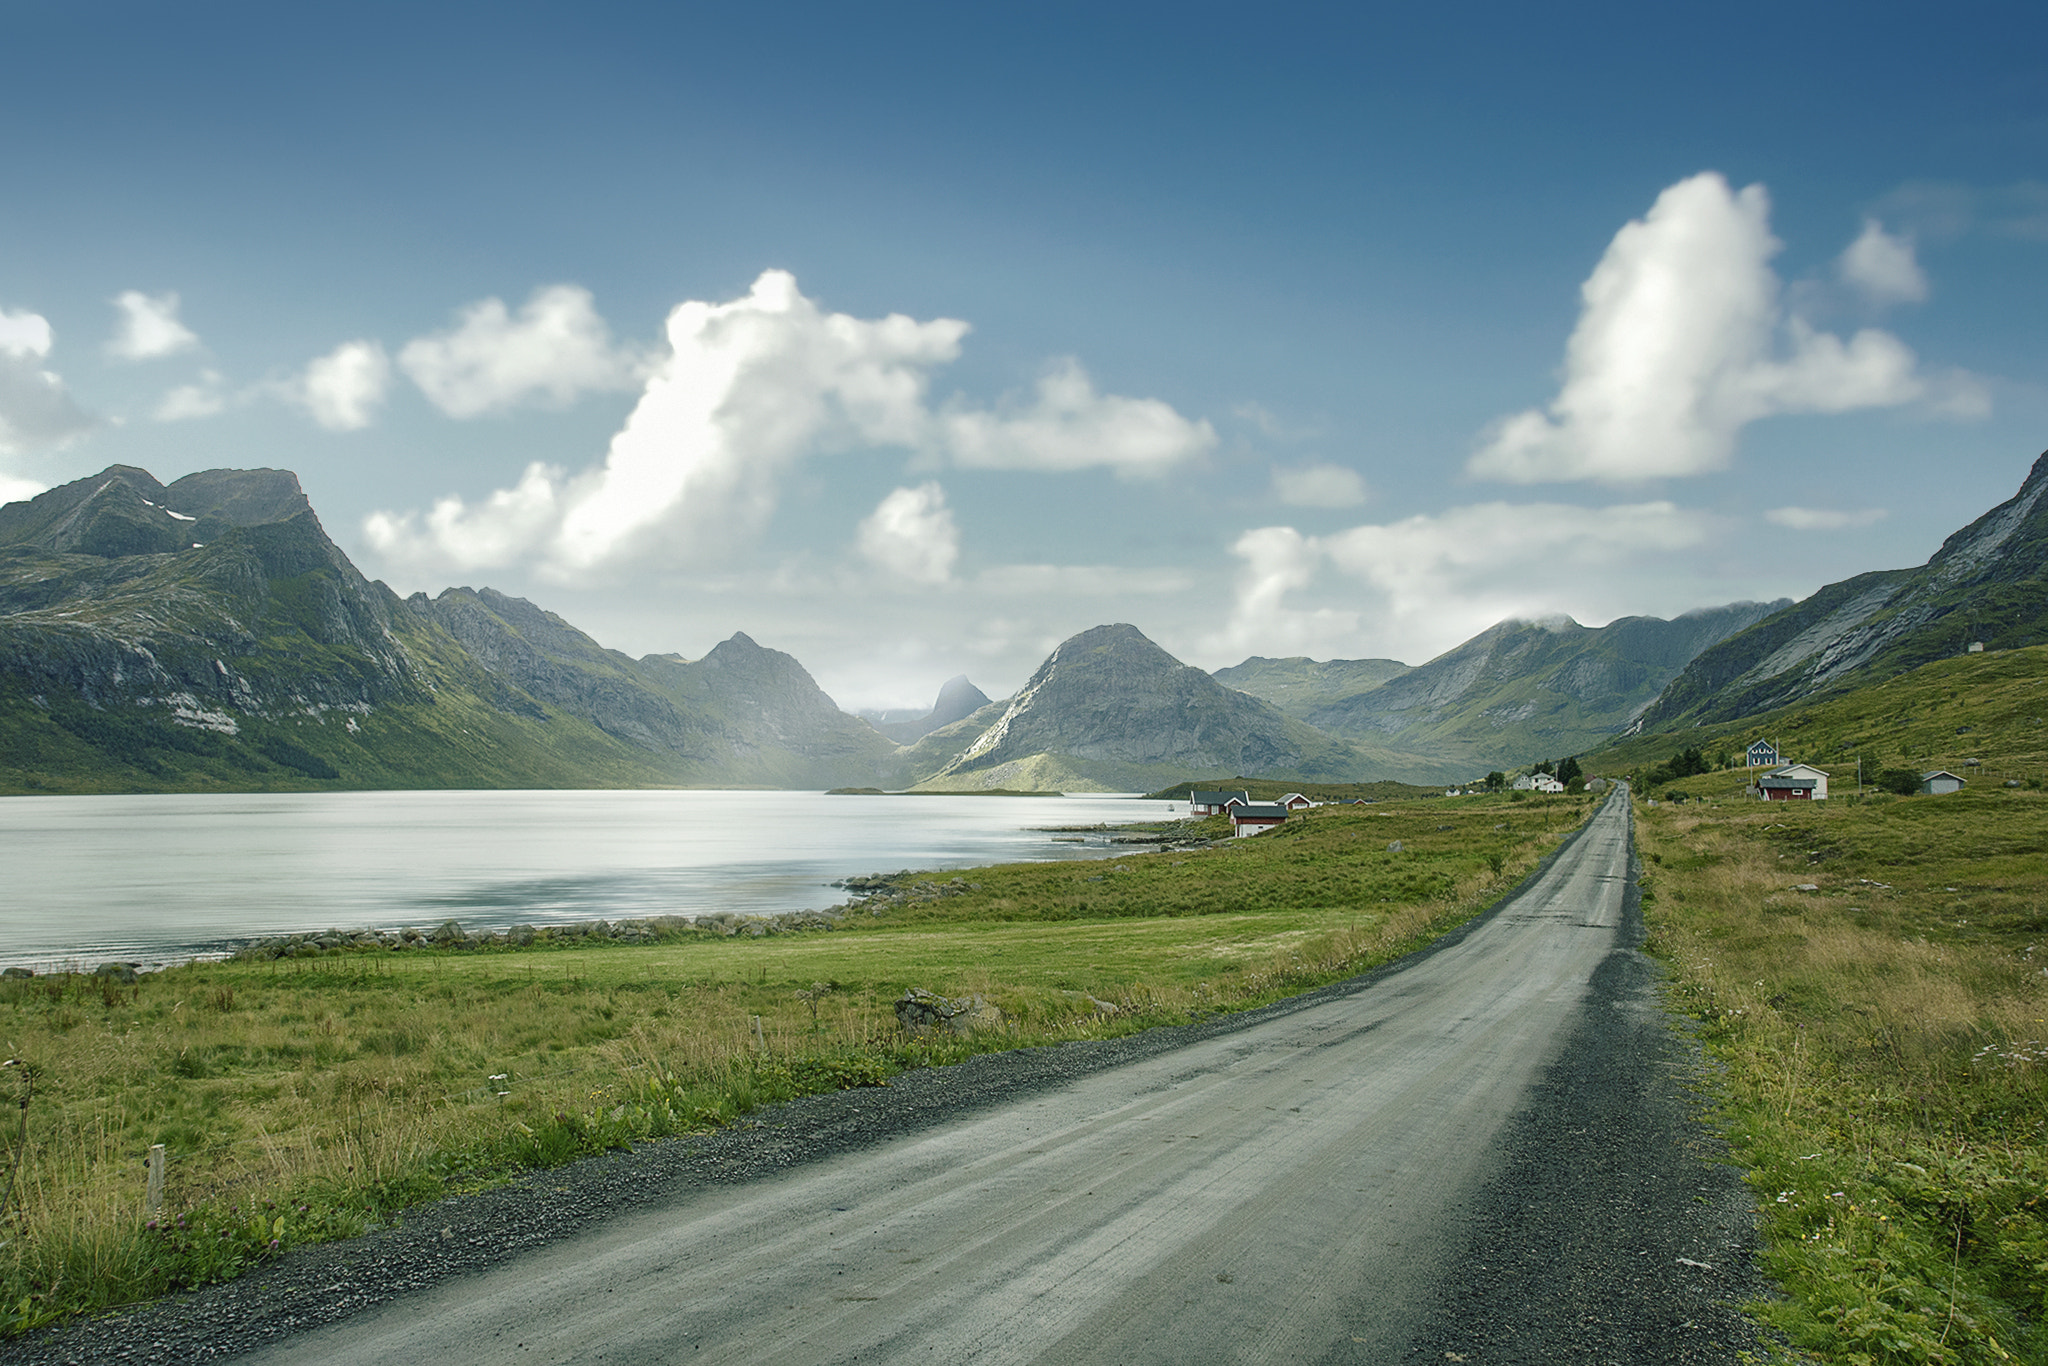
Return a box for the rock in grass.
[896,987,1005,1036]
[94,962,139,983]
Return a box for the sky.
[3,0,2046,712]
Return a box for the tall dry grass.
[1639,793,2048,1364]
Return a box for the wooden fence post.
[146,1143,165,1218]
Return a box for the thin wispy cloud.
[1272,462,1368,508]
[1765,506,1889,531]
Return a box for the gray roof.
[1758,776,1816,789]
[1230,803,1290,820]
[1190,789,1249,804]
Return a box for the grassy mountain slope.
[1635,447,2048,732]
[1250,604,1783,775]
[1584,640,2048,793]
[1212,656,1409,713]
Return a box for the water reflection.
[0,789,1176,969]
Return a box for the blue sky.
[4,0,2044,710]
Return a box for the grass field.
[0,793,1588,1334]
[1594,642,2048,794]
[1637,785,2048,1365]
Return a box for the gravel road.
[15,792,1768,1364]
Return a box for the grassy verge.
[0,793,1592,1334]
[1635,787,2048,1364]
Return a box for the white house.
[1920,770,1967,795]
[1769,763,1829,800]
[1531,775,1565,794]
[1229,803,1290,837]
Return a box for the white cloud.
[368,271,966,578]
[1272,462,1368,508]
[365,270,1212,582]
[1837,220,1927,306]
[1209,500,1721,665]
[858,482,959,585]
[1232,400,1323,442]
[1469,172,1952,486]
[106,290,200,360]
[155,370,231,422]
[1764,505,1889,531]
[1205,525,1360,661]
[398,285,644,418]
[0,304,94,458]
[0,308,54,359]
[0,473,43,506]
[938,359,1215,477]
[293,340,390,431]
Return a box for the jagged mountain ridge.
[0,465,895,790]
[1636,448,2048,731]
[1222,603,1786,774]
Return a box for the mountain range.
[1632,448,2048,732]
[2,449,2042,793]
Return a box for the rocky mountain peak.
[0,464,322,558]
[929,622,1369,790]
[1633,446,2048,731]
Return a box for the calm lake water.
[0,789,1178,971]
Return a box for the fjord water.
[0,790,1175,971]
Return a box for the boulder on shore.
[895,987,1004,1036]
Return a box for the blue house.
[1746,739,1780,768]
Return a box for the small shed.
[1229,803,1290,837]
[1758,775,1817,802]
[1746,739,1780,768]
[1189,789,1249,815]
[1920,770,1967,795]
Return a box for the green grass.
[1638,785,2048,1364]
[1590,641,2048,794]
[0,793,1590,1334]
